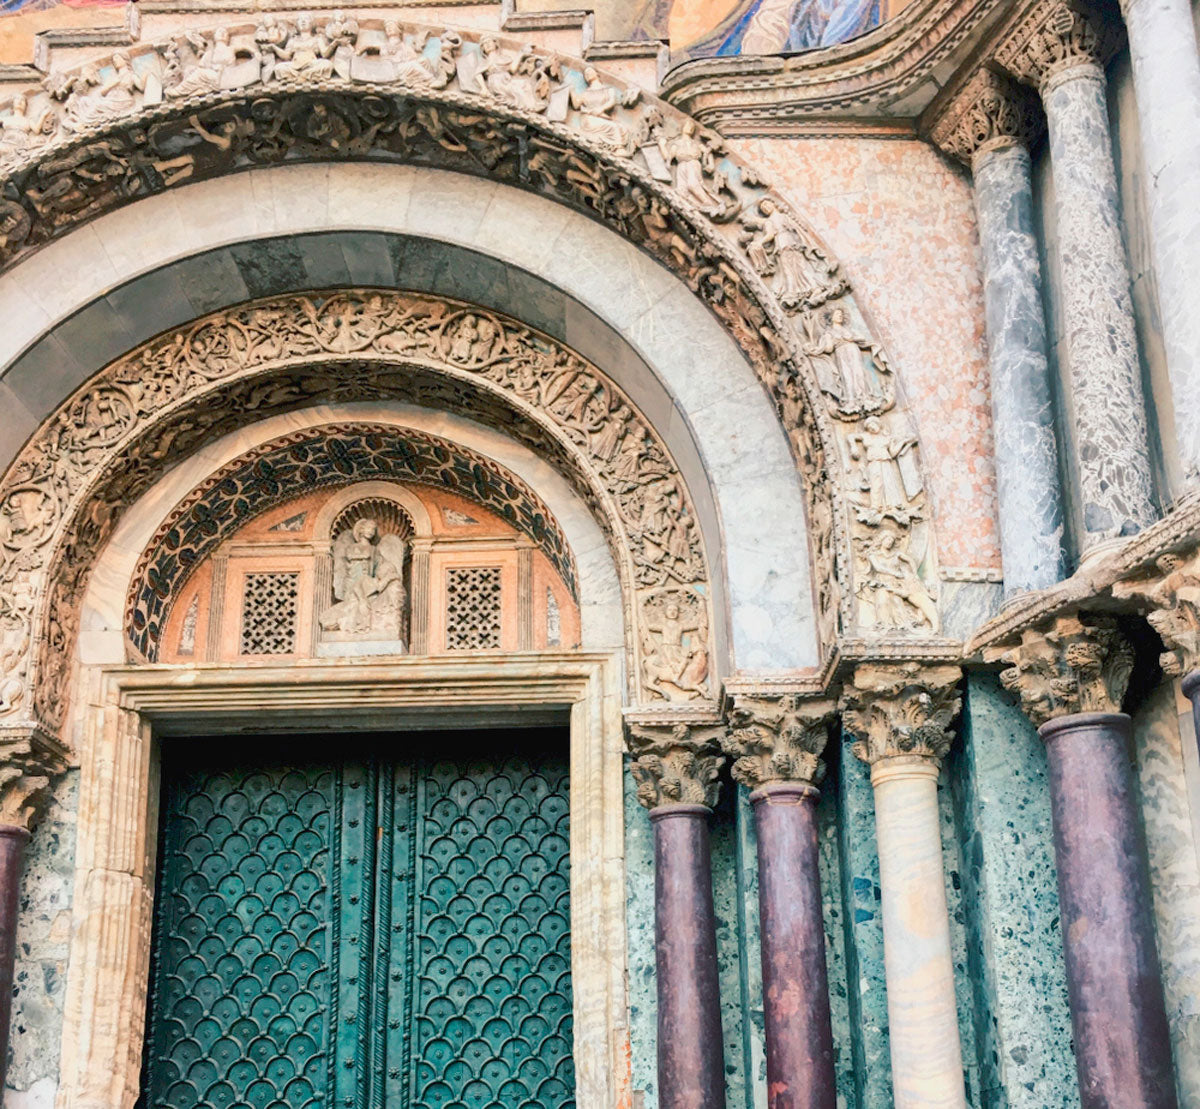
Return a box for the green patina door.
[141,731,574,1109]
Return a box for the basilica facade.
[0,0,1197,1105]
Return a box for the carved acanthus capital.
[722,694,835,790]
[1112,549,1200,677]
[996,0,1123,90]
[840,662,962,767]
[0,726,68,830]
[626,721,726,810]
[929,68,1045,166]
[985,612,1134,727]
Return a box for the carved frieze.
[995,0,1123,89]
[1,290,722,726]
[840,662,963,767]
[928,67,1044,165]
[625,721,727,809]
[985,612,1134,726]
[723,694,835,790]
[0,16,943,682]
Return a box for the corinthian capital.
[722,695,835,791]
[626,721,726,810]
[840,663,962,768]
[996,0,1122,90]
[985,612,1134,727]
[929,68,1044,166]
[1112,549,1200,677]
[0,726,68,830]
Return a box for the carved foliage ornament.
[995,0,1123,89]
[929,68,1044,165]
[626,721,727,810]
[0,16,939,652]
[723,694,835,789]
[0,290,716,727]
[840,662,962,767]
[1112,548,1200,677]
[985,612,1134,727]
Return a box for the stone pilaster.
[1119,0,1200,488]
[989,614,1178,1105]
[0,725,67,1093]
[626,721,727,1109]
[932,68,1067,595]
[840,664,967,1109]
[998,0,1158,548]
[724,695,837,1109]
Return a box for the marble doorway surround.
[54,652,626,1109]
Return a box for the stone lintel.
[995,0,1124,90]
[839,661,963,768]
[983,611,1134,727]
[722,693,837,790]
[927,65,1045,166]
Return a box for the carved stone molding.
[995,0,1123,90]
[0,290,721,727]
[840,662,962,767]
[928,66,1044,165]
[723,693,836,790]
[0,725,69,830]
[625,721,727,809]
[0,15,943,670]
[985,611,1134,726]
[1112,548,1200,677]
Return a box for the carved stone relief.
[0,16,941,677]
[0,291,723,730]
[320,516,409,646]
[625,721,727,810]
[1112,548,1200,676]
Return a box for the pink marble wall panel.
[732,137,1000,571]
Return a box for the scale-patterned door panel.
[144,756,370,1109]
[403,751,574,1109]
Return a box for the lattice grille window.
[445,567,502,650]
[239,572,300,655]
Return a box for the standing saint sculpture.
[319,517,409,646]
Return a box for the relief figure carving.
[641,592,709,702]
[741,199,843,311]
[319,518,409,645]
[803,305,892,413]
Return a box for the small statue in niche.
[319,518,408,644]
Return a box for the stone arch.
[0,289,722,732]
[0,16,944,670]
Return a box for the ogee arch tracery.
[0,15,945,677]
[0,290,719,729]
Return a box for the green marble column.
[950,673,1077,1107]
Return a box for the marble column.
[0,825,28,1092]
[627,723,727,1109]
[991,613,1177,1106]
[1121,0,1200,485]
[725,694,837,1109]
[999,1,1158,549]
[932,69,1067,594]
[841,664,968,1109]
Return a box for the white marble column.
[1122,0,1200,486]
[932,69,1068,594]
[999,1,1158,550]
[841,664,967,1109]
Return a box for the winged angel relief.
[319,517,409,647]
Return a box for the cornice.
[659,0,1010,137]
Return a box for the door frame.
[55,651,628,1109]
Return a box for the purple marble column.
[651,803,726,1109]
[0,824,29,1092]
[1040,712,1177,1107]
[751,783,836,1109]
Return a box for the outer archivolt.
[0,290,715,728]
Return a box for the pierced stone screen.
[239,571,300,655]
[445,567,502,650]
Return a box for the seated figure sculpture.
[319,517,408,647]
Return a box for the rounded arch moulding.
[0,18,947,722]
[0,289,726,734]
